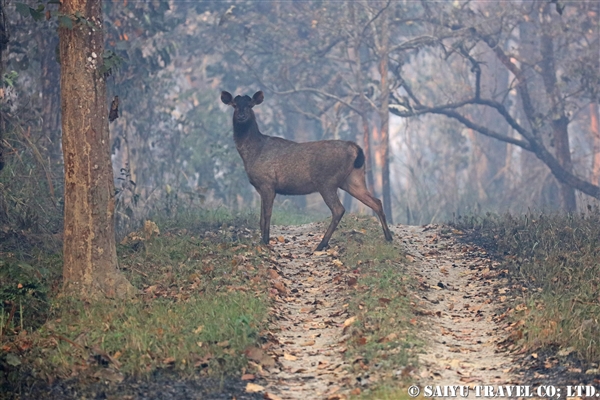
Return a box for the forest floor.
[3,217,600,399]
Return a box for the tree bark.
[59,0,135,299]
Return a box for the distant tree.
[59,0,134,298]
[390,0,600,210]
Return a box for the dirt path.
[260,223,515,399]
[392,224,516,397]
[264,223,352,399]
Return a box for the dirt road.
[261,223,515,399]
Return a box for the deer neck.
[233,120,265,163]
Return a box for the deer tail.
[353,146,365,169]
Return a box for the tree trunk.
[591,103,600,186]
[347,1,375,195]
[0,0,7,171]
[59,0,135,299]
[39,33,62,163]
[539,9,576,212]
[378,8,393,223]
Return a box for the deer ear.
[252,91,264,106]
[221,91,234,106]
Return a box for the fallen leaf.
[272,281,287,294]
[283,353,297,361]
[300,340,315,346]
[245,383,265,393]
[93,369,124,383]
[264,393,283,400]
[194,325,204,334]
[241,374,255,381]
[343,316,357,327]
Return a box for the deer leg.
[258,188,275,245]
[342,173,393,242]
[316,188,345,251]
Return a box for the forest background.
[1,0,599,237]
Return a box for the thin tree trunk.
[378,9,392,223]
[591,103,600,186]
[39,33,62,163]
[347,1,375,195]
[0,0,7,171]
[540,13,576,212]
[59,0,134,299]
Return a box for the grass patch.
[336,216,420,396]
[454,211,600,361]
[1,211,274,396]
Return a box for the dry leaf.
[283,353,297,361]
[241,374,255,380]
[272,281,287,294]
[343,316,357,327]
[300,340,315,346]
[267,269,280,279]
[245,383,265,393]
[264,393,283,400]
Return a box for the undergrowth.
[0,211,275,398]
[454,209,600,361]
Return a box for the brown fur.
[221,90,393,251]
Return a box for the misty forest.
[1,0,600,399]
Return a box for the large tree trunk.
[59,0,134,299]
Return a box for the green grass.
[0,210,274,394]
[33,292,266,379]
[336,216,421,397]
[454,210,600,361]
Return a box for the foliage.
[454,209,600,361]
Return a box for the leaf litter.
[392,224,516,396]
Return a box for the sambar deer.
[221,90,393,251]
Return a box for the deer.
[221,90,393,251]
